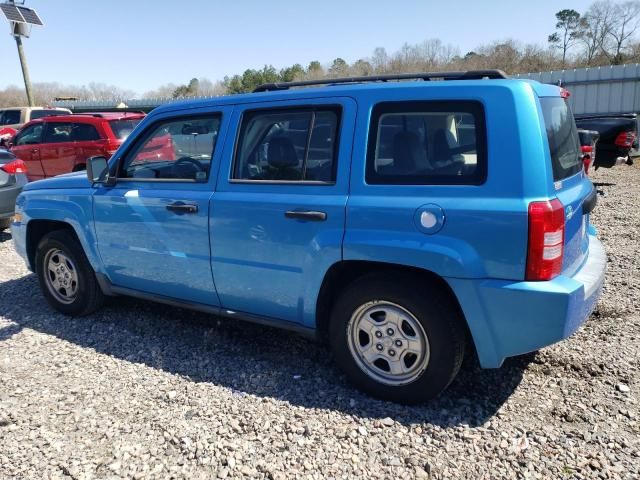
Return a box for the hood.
[23,170,91,191]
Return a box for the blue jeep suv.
[12,71,606,403]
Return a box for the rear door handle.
[166,201,198,214]
[284,210,327,221]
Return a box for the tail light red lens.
[580,145,593,154]
[614,131,636,148]
[526,199,565,281]
[0,159,27,174]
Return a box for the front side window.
[14,124,43,145]
[119,115,221,181]
[233,107,339,182]
[367,101,486,185]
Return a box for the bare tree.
[579,1,616,64]
[608,0,640,63]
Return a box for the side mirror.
[86,156,115,185]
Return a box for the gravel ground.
[1,165,639,480]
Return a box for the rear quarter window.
[366,101,487,185]
[541,98,582,181]
[109,119,143,140]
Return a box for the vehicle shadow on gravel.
[0,273,531,428]
[0,230,11,243]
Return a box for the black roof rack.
[253,70,508,93]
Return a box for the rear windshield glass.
[109,119,142,139]
[541,97,582,181]
[30,109,69,120]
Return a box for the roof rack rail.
[253,70,508,93]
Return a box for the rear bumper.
[448,234,606,368]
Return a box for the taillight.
[0,159,27,174]
[580,145,593,154]
[560,88,571,98]
[615,131,636,148]
[526,199,565,281]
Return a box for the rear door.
[210,98,355,326]
[71,121,104,168]
[540,97,593,275]
[10,123,44,180]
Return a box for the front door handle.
[166,201,198,214]
[284,210,327,221]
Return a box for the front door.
[211,98,356,326]
[11,123,44,180]
[93,110,229,306]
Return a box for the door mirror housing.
[86,156,115,185]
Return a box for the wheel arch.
[315,260,475,358]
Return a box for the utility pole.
[14,34,33,106]
[1,1,43,107]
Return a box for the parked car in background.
[8,112,145,181]
[0,106,72,131]
[577,129,600,175]
[574,113,638,169]
[12,71,606,403]
[0,149,27,231]
[0,126,17,148]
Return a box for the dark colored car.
[9,112,146,181]
[577,129,600,175]
[0,149,28,230]
[574,113,637,169]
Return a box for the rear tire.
[35,229,104,316]
[329,272,465,404]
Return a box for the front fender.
[20,189,102,273]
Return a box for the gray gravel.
[1,165,639,480]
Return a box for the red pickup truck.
[9,112,151,181]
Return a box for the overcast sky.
[0,0,595,95]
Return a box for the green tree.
[307,61,322,73]
[172,78,200,98]
[329,58,349,77]
[352,59,373,76]
[280,63,305,82]
[548,9,582,66]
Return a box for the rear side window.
[367,101,487,185]
[43,123,74,143]
[541,98,582,181]
[72,123,101,141]
[233,107,339,182]
[109,118,143,140]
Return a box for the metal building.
[515,63,640,116]
[52,64,640,117]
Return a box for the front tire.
[35,229,104,316]
[329,272,466,404]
